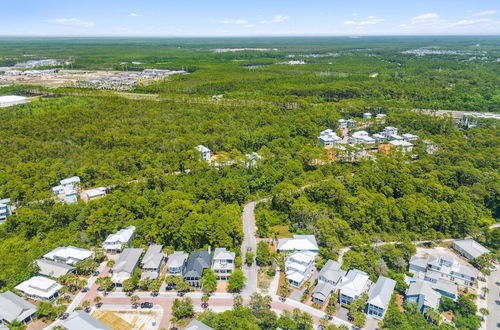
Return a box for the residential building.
[318,129,342,147]
[376,114,387,120]
[347,119,356,127]
[186,319,214,330]
[36,259,74,278]
[383,126,398,137]
[80,187,107,203]
[43,246,93,265]
[405,280,441,312]
[285,250,316,287]
[196,145,211,161]
[409,254,477,288]
[111,248,143,284]
[366,276,396,320]
[402,133,418,141]
[363,112,372,119]
[140,245,165,280]
[103,225,136,253]
[52,176,80,204]
[244,152,262,167]
[426,276,458,300]
[389,140,414,152]
[0,95,28,107]
[0,198,12,223]
[312,260,346,305]
[15,276,62,301]
[424,140,438,154]
[338,119,347,128]
[350,131,375,145]
[452,239,490,260]
[277,235,318,253]
[212,248,235,280]
[61,310,111,330]
[184,249,212,287]
[372,133,386,142]
[0,291,36,326]
[388,134,404,141]
[167,251,188,276]
[339,269,371,305]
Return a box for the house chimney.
[208,246,211,255]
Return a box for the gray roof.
[213,248,235,261]
[112,248,143,274]
[186,319,214,330]
[409,256,428,268]
[184,250,211,278]
[141,245,164,269]
[318,260,346,283]
[0,291,36,323]
[455,264,478,278]
[36,258,74,278]
[312,282,334,301]
[141,271,160,280]
[432,279,457,297]
[453,239,490,259]
[367,276,396,310]
[62,310,111,330]
[406,280,440,310]
[167,251,188,268]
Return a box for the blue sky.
[0,0,499,36]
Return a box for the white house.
[452,239,490,260]
[372,133,386,143]
[212,248,235,280]
[383,127,398,137]
[0,198,12,223]
[409,254,477,288]
[15,276,62,301]
[389,140,414,153]
[366,276,396,320]
[140,245,165,280]
[61,310,111,330]
[350,131,375,145]
[166,251,188,276]
[52,176,80,204]
[338,119,348,128]
[103,225,136,253]
[111,248,143,284]
[277,235,318,253]
[363,112,372,119]
[285,250,316,287]
[80,187,107,203]
[312,260,346,304]
[196,145,211,161]
[0,291,36,326]
[339,269,371,305]
[402,133,418,141]
[0,95,28,107]
[318,129,342,147]
[43,246,93,265]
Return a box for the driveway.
[485,268,499,330]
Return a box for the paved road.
[241,198,268,297]
[484,268,499,330]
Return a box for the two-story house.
[140,245,165,280]
[285,250,316,288]
[111,248,143,285]
[166,251,188,276]
[184,249,212,287]
[365,276,396,320]
[0,198,12,223]
[339,269,371,305]
[211,248,235,281]
[312,260,346,305]
[103,226,136,253]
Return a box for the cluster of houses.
[52,176,107,204]
[405,239,490,313]
[103,226,236,288]
[277,234,397,321]
[319,125,418,154]
[196,145,262,167]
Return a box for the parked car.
[82,287,89,292]
[60,313,70,320]
[141,302,153,309]
[93,271,100,276]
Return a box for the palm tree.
[479,307,489,320]
[263,295,272,308]
[233,294,243,307]
[201,294,209,308]
[481,287,489,295]
[93,296,102,308]
[130,295,140,307]
[82,300,90,312]
[319,317,329,330]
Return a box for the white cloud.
[411,13,444,25]
[261,15,290,24]
[472,10,497,17]
[129,13,141,17]
[49,18,95,28]
[453,18,493,25]
[343,16,384,26]
[222,19,249,25]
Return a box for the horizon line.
[0,34,499,38]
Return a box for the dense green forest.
[0,37,498,290]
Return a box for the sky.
[0,0,499,37]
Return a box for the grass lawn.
[269,225,293,238]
